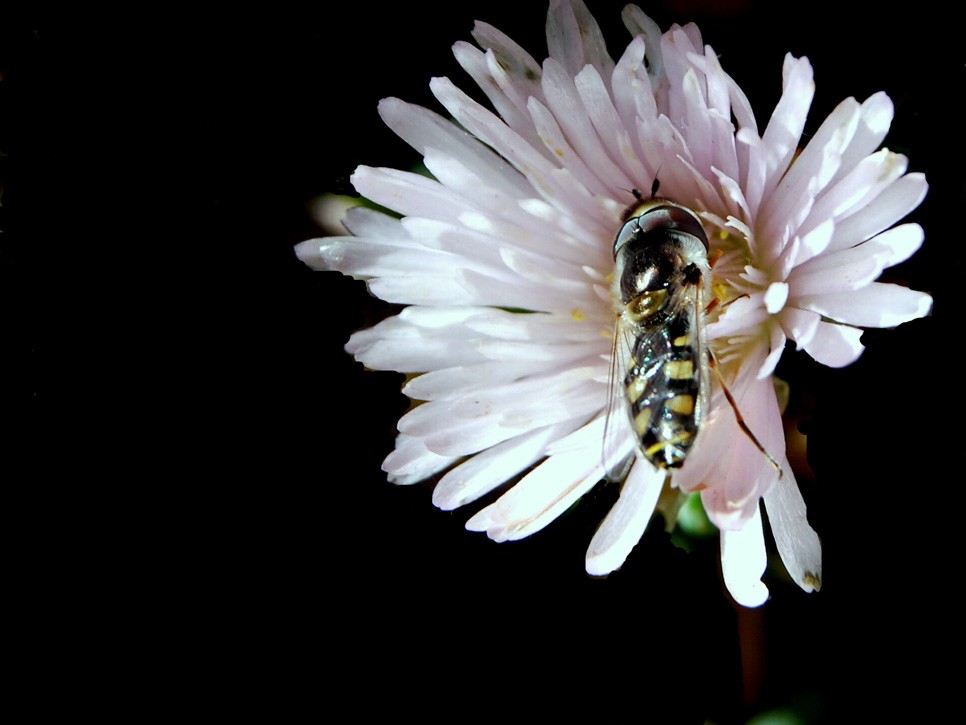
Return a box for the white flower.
[296,0,931,606]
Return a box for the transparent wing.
[601,314,638,481]
[688,282,712,441]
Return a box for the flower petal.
[762,470,823,593]
[827,172,927,252]
[760,55,814,194]
[540,59,635,193]
[797,282,932,328]
[585,457,664,576]
[720,506,769,607]
[398,367,603,457]
[700,372,784,529]
[797,319,865,368]
[452,41,540,149]
[383,434,459,485]
[432,420,584,510]
[546,0,613,78]
[575,64,650,184]
[465,420,604,541]
[378,97,533,199]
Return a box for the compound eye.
[637,205,709,252]
[613,218,640,258]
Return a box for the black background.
[4,1,962,722]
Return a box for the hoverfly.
[606,187,779,478]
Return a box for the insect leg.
[708,353,783,478]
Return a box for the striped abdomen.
[624,305,703,468]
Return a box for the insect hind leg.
[708,353,783,478]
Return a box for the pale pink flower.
[297,0,931,606]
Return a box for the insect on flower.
[606,185,781,481]
[297,0,934,605]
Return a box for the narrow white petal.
[349,316,484,366]
[789,248,885,297]
[797,282,933,328]
[429,76,561,188]
[365,275,478,307]
[350,166,471,225]
[679,68,715,175]
[544,412,610,456]
[383,434,459,485]
[546,0,613,78]
[798,319,865,368]
[757,131,833,252]
[782,217,835,271]
[346,308,492,371]
[432,420,584,510]
[463,308,603,344]
[471,21,543,86]
[404,361,540,400]
[620,6,665,80]
[835,91,895,182]
[340,205,407,238]
[457,268,602,314]
[788,223,921,289]
[400,189,595,268]
[466,438,603,541]
[706,294,769,340]
[416,379,603,457]
[688,47,752,186]
[709,167,751,222]
[611,35,658,142]
[808,149,908,229]
[399,362,602,456]
[763,471,823,593]
[527,95,609,196]
[540,59,634,192]
[574,65,649,184]
[783,96,860,195]
[378,97,532,198]
[498,245,594,287]
[827,172,927,252]
[296,237,467,281]
[585,458,664,576]
[720,506,769,607]
[757,324,787,379]
[736,127,767,219]
[452,41,537,146]
[658,26,703,126]
[779,307,820,350]
[764,282,789,314]
[862,223,925,267]
[761,56,814,191]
